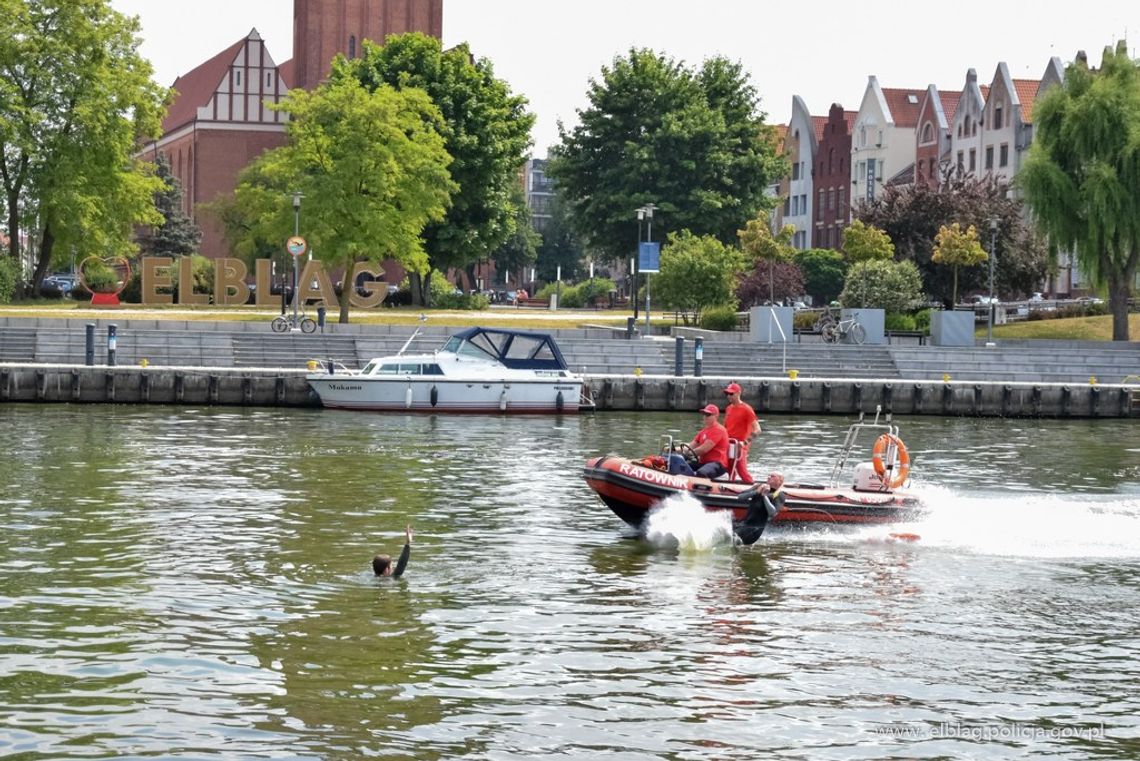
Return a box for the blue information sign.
[638,242,661,274]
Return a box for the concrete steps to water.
[889,346,1140,385]
[697,342,901,380]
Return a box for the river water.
[1,405,1138,760]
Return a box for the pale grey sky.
[111,0,1138,156]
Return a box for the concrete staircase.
[889,345,1140,384]
[695,341,901,380]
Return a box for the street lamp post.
[637,204,656,335]
[987,217,998,345]
[292,192,303,327]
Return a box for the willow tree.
[1020,42,1140,341]
[932,223,988,305]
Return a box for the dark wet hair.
[372,554,392,576]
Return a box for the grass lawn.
[987,313,1140,341]
[0,300,643,331]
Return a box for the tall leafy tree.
[137,153,201,257]
[336,34,535,305]
[549,48,785,261]
[486,186,539,286]
[652,230,745,322]
[229,77,455,323]
[1020,41,1140,341]
[931,223,987,304]
[0,0,166,296]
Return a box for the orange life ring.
[872,433,910,489]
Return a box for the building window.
[266,72,272,86]
[969,149,976,172]
[792,162,800,181]
[783,197,790,216]
[921,123,934,143]
[817,190,824,220]
[828,147,835,174]
[994,104,1003,130]
[957,150,964,170]
[235,70,241,86]
[349,35,356,58]
[985,146,994,170]
[999,143,1009,167]
[929,158,936,181]
[838,187,845,212]
[828,188,835,211]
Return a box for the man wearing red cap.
[667,404,730,479]
[723,382,761,483]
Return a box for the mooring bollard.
[674,336,684,376]
[85,323,95,366]
[317,305,326,333]
[626,317,636,340]
[694,337,704,377]
[107,324,118,367]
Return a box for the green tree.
[795,248,848,305]
[230,77,455,323]
[931,223,988,305]
[857,173,1047,302]
[1020,41,1140,341]
[842,220,895,262]
[652,230,745,323]
[137,153,201,257]
[738,218,794,303]
[486,186,539,286]
[336,34,535,305]
[548,48,785,261]
[839,259,923,313]
[536,194,584,282]
[0,0,167,296]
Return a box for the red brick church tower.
[293,0,443,91]
[143,0,444,259]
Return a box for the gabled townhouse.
[813,104,856,250]
[977,58,1064,190]
[850,77,925,211]
[948,69,989,178]
[914,85,958,188]
[784,96,822,249]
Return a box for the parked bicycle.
[821,312,866,345]
[270,313,317,333]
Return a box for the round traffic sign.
[286,236,308,256]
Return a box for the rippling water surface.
[1,405,1138,759]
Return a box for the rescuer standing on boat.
[723,382,761,483]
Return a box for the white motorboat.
[306,327,590,413]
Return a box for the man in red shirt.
[667,404,729,479]
[723,382,761,483]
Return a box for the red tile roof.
[881,87,926,128]
[812,115,828,142]
[844,110,857,128]
[1013,78,1041,122]
[162,36,248,134]
[770,123,788,151]
[938,91,958,126]
[278,58,295,90]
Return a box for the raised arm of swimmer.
[373,524,413,578]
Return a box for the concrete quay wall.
[1,364,1135,418]
[586,375,1137,419]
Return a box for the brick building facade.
[812,104,855,250]
[143,0,444,259]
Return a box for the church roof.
[163,35,250,134]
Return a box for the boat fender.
[499,389,508,411]
[872,434,910,489]
[405,385,413,410]
[430,385,438,407]
[556,390,564,411]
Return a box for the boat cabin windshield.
[440,328,570,371]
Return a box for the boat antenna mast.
[398,313,428,356]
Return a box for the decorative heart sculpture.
[78,255,131,296]
[78,255,131,306]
